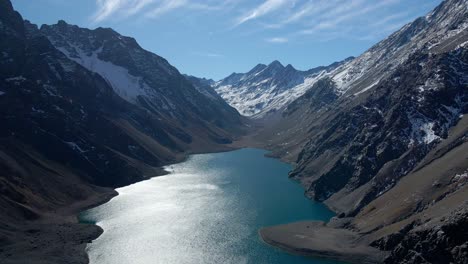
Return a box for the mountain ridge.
[0,1,246,263]
[0,0,467,263]
[213,57,354,117]
[256,0,467,262]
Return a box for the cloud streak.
[92,0,125,23]
[145,0,186,18]
[90,0,434,43]
[295,0,404,38]
[266,37,288,43]
[191,51,225,58]
[234,0,289,27]
[91,0,235,23]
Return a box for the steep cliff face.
[0,1,245,262]
[380,208,468,264]
[265,0,467,213]
[40,21,244,133]
[258,0,467,262]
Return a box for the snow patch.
[65,142,86,153]
[215,69,330,117]
[421,122,439,144]
[454,171,467,181]
[353,79,380,96]
[408,115,441,146]
[56,45,150,103]
[5,76,26,85]
[31,107,45,114]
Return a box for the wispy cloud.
[266,37,288,43]
[91,0,235,23]
[90,0,435,43]
[230,0,420,43]
[281,0,338,25]
[191,51,225,58]
[92,0,125,23]
[125,0,155,17]
[145,0,186,18]
[296,0,402,37]
[233,0,289,27]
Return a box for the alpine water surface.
[80,148,344,264]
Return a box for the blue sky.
[12,0,442,80]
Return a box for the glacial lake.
[80,148,343,264]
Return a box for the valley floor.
[259,221,386,264]
[0,136,246,264]
[1,117,466,264]
[0,187,116,264]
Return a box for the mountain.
[217,0,466,119]
[257,0,468,263]
[0,1,244,263]
[40,21,243,132]
[183,74,219,100]
[213,58,353,117]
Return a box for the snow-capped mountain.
[326,0,468,97]
[40,21,242,130]
[260,0,467,262]
[0,2,245,260]
[217,0,467,119]
[213,59,352,117]
[268,0,468,214]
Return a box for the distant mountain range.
[0,0,467,263]
[213,58,353,117]
[214,0,467,123]
[253,0,468,263]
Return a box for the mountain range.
[0,1,245,262]
[213,58,353,117]
[251,0,467,263]
[0,0,467,263]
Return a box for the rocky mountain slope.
[213,58,352,117]
[0,0,244,263]
[40,21,243,133]
[218,0,467,120]
[257,0,468,263]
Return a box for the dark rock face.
[0,2,245,260]
[382,208,468,264]
[269,0,467,214]
[39,21,243,132]
[258,0,468,263]
[0,3,244,190]
[284,77,338,115]
[298,49,467,211]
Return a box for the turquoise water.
[80,148,343,264]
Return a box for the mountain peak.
[285,64,296,71]
[268,60,284,68]
[0,0,13,13]
[57,20,68,26]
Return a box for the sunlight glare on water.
[81,148,344,264]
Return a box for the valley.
[0,0,467,263]
[80,149,342,264]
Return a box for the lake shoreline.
[0,142,241,264]
[76,141,383,264]
[232,137,389,263]
[258,221,387,264]
[75,145,242,263]
[0,186,117,264]
[79,148,343,264]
